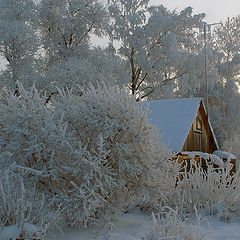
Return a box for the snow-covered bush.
[0,169,58,239]
[0,82,167,227]
[52,83,168,225]
[136,207,208,240]
[162,160,240,220]
[137,156,177,213]
[223,134,240,168]
[0,85,60,236]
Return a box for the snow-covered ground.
[45,209,240,240]
[198,216,240,240]
[46,209,152,240]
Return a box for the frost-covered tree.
[206,16,240,144]
[45,46,128,91]
[208,80,240,145]
[107,0,205,99]
[0,0,127,94]
[0,0,39,93]
[37,0,117,92]
[211,16,240,84]
[38,0,107,61]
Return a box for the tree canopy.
[0,0,240,144]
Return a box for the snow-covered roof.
[145,98,207,152]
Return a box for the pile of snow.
[209,154,224,166]
[213,150,236,162]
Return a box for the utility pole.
[202,22,221,115]
[203,24,208,114]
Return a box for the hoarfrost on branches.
[108,0,205,99]
[0,82,169,227]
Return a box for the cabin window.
[195,117,202,132]
[193,117,202,151]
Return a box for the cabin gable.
[181,101,218,153]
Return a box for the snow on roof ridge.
[147,97,203,103]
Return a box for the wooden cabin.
[146,98,218,153]
[146,98,236,173]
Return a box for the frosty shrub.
[136,207,208,240]
[0,86,60,237]
[163,160,240,220]
[137,156,177,214]
[52,83,169,225]
[223,134,240,167]
[0,82,167,227]
[0,169,58,239]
